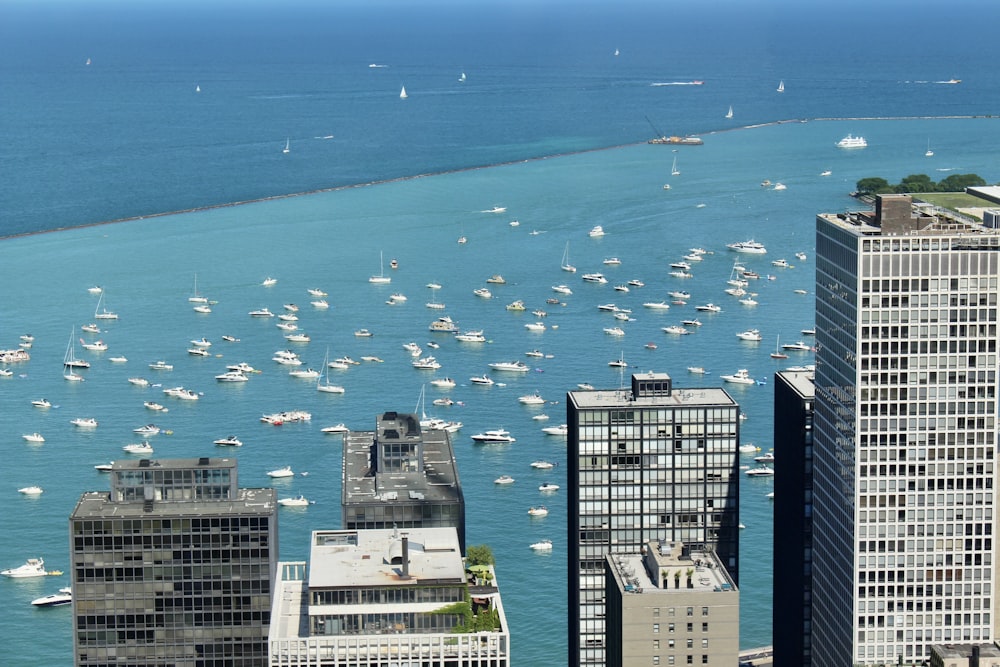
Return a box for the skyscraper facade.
[568,372,740,667]
[69,457,277,667]
[812,196,1000,665]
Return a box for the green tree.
[856,177,890,194]
[938,173,986,192]
[466,544,495,566]
[898,174,935,193]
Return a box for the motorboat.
[148,361,173,371]
[542,424,569,436]
[801,328,816,336]
[94,462,114,472]
[272,350,302,365]
[267,466,294,478]
[307,288,328,297]
[248,307,274,317]
[643,301,671,310]
[608,356,627,368]
[687,366,706,374]
[213,435,243,447]
[278,312,299,322]
[411,356,441,370]
[755,452,776,463]
[736,329,762,342]
[284,333,311,343]
[524,322,547,332]
[628,279,645,287]
[726,240,767,254]
[740,296,759,306]
[836,134,867,148]
[581,273,608,284]
[360,356,384,363]
[473,287,493,299]
[470,375,495,386]
[506,300,526,312]
[471,429,516,443]
[429,317,459,333]
[681,318,702,327]
[525,349,544,358]
[644,342,658,350]
[31,398,51,408]
[174,388,200,401]
[721,369,756,385]
[144,401,167,411]
[123,442,154,454]
[221,335,239,342]
[488,360,530,372]
[745,465,775,477]
[80,339,107,351]
[613,284,629,293]
[669,270,693,279]
[193,304,212,313]
[531,460,557,469]
[278,496,311,507]
[81,323,101,334]
[486,274,506,284]
[603,327,625,336]
[551,284,573,295]
[190,337,212,348]
[311,299,330,309]
[771,258,790,268]
[289,368,321,379]
[431,377,457,388]
[782,340,813,351]
[1,558,48,578]
[603,257,621,265]
[588,225,605,237]
[18,486,43,495]
[133,424,160,436]
[668,291,691,300]
[321,424,349,434]
[494,475,515,485]
[530,539,553,551]
[538,482,560,492]
[518,392,546,405]
[354,329,373,337]
[129,377,150,386]
[455,330,486,342]
[276,322,298,332]
[109,355,127,363]
[71,417,98,428]
[738,443,761,454]
[187,347,210,357]
[669,260,691,270]
[528,506,549,517]
[215,370,250,382]
[31,587,73,607]
[432,397,454,406]
[22,432,45,443]
[577,383,595,390]
[87,286,102,294]
[772,182,787,191]
[662,325,690,335]
[483,206,506,214]
[695,303,722,313]
[261,277,277,286]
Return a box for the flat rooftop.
[570,381,736,411]
[308,527,465,590]
[71,487,275,519]
[609,542,737,596]
[775,370,815,397]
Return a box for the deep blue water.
[2,2,1000,665]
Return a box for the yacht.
[836,134,867,148]
[782,340,813,351]
[1,558,48,578]
[530,539,553,551]
[133,424,161,436]
[506,300,526,311]
[486,274,506,284]
[321,424,350,434]
[128,377,150,386]
[473,287,493,299]
[662,325,691,335]
[695,303,722,313]
[581,273,608,284]
[524,321,547,332]
[603,257,621,265]
[727,239,767,254]
[488,360,530,372]
[681,318,702,327]
[284,333,311,343]
[745,465,776,477]
[588,225,605,237]
[494,475,516,485]
[289,368,321,379]
[429,317,459,333]
[738,443,761,454]
[431,377,456,388]
[215,370,250,382]
[187,347,210,357]
[469,375,495,386]
[539,482,560,492]
[687,366,706,374]
[278,496,311,508]
[80,323,101,334]
[31,398,51,408]
[71,417,98,428]
[148,361,173,371]
[267,466,294,478]
[248,307,274,317]
[311,299,330,309]
[771,258,790,268]
[31,587,73,607]
[754,452,776,463]
[518,392,546,405]
[22,432,45,443]
[643,301,671,310]
[411,356,441,370]
[528,506,549,517]
[455,330,486,342]
[668,290,691,300]
[628,279,645,287]
[542,424,569,436]
[470,429,516,443]
[721,369,756,385]
[736,329,763,341]
[603,326,625,336]
[123,442,154,454]
[354,329,373,337]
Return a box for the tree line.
[855,173,987,195]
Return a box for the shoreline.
[4,114,994,242]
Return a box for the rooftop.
[570,372,736,410]
[608,542,738,596]
[71,487,275,519]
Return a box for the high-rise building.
[69,457,277,667]
[568,372,740,667]
[812,195,1000,665]
[268,527,509,666]
[771,370,815,667]
[342,411,466,551]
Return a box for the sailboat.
[671,155,680,176]
[614,48,620,57]
[369,251,391,284]
[195,84,201,93]
[770,336,789,359]
[725,105,733,119]
[282,138,290,154]
[188,274,208,303]
[94,291,118,320]
[561,242,577,273]
[925,140,934,157]
[317,349,346,394]
[399,85,408,99]
[459,72,466,83]
[777,80,785,93]
[64,329,88,380]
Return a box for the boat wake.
[650,81,704,87]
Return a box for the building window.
[669,640,675,649]
[702,606,709,616]
[687,639,693,649]
[654,640,660,650]
[687,656,693,665]
[702,622,708,632]
[668,658,675,666]
[668,623,675,633]
[654,657,660,666]
[653,623,660,634]
[702,656,709,664]
[687,607,693,616]
[701,638,708,648]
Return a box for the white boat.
[662,325,690,335]
[459,71,466,82]
[671,155,680,176]
[530,539,553,551]
[22,433,45,443]
[755,452,776,463]
[771,258,790,268]
[486,274,506,285]
[695,303,722,313]
[94,462,114,472]
[551,284,573,296]
[820,170,832,177]
[524,321,547,332]
[561,241,577,273]
[727,239,767,254]
[613,284,629,293]
[321,424,349,434]
[123,442,153,454]
[80,323,100,334]
[187,347,210,357]
[248,307,274,317]
[687,366,706,374]
[469,374,494,386]
[603,257,621,266]
[261,277,277,286]
[772,182,786,191]
[411,356,441,370]
[506,300,525,311]
[311,299,330,309]
[317,350,347,394]
[267,466,294,478]
[494,475,515,485]
[63,330,89,370]
[471,428,515,443]
[782,340,813,351]
[188,274,208,303]
[144,401,167,411]
[109,355,128,363]
[2,558,47,578]
[282,138,290,154]
[528,506,549,517]
[221,335,239,342]
[473,287,492,299]
[518,392,545,405]
[93,292,118,320]
[745,465,775,477]
[80,338,107,352]
[354,329,373,337]
[542,424,569,436]
[525,349,544,358]
[289,368,321,379]
[925,139,934,157]
[71,417,98,428]
[721,369,756,385]
[588,225,605,237]
[539,482,560,492]
[369,251,392,284]
[643,301,670,310]
[736,329,762,341]
[725,104,733,119]
[431,377,456,388]
[87,286,102,294]
[399,85,408,99]
[429,316,459,333]
[278,495,310,507]
[668,290,691,300]
[129,377,150,386]
[836,134,867,148]
[771,336,790,359]
[31,587,73,607]
[31,398,51,408]
[133,424,161,435]
[482,206,506,214]
[284,332,311,343]
[582,272,607,284]
[777,80,784,93]
[148,361,172,373]
[739,443,761,454]
[488,360,530,372]
[307,288,328,297]
[603,326,625,336]
[628,279,645,287]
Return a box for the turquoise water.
[3,116,1000,665]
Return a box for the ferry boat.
[836,134,867,148]
[726,239,767,254]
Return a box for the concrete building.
[568,372,740,667]
[771,370,815,667]
[342,411,466,552]
[268,527,509,666]
[812,195,1000,665]
[929,644,1000,667]
[69,457,277,667]
[605,542,739,667]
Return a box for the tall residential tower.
[812,195,1000,665]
